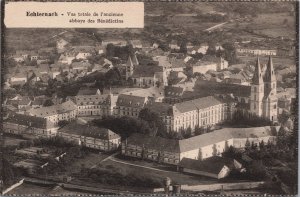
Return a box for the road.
[24,177,151,195]
[204,22,228,32]
[90,152,119,169]
[108,157,174,173]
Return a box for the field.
[96,156,218,186]
[3,136,27,147]
[66,152,110,174]
[7,183,54,195]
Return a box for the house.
[172,78,197,92]
[198,43,209,54]
[67,46,95,60]
[96,45,106,55]
[8,73,28,85]
[130,40,143,49]
[224,74,249,86]
[114,94,148,118]
[131,65,167,87]
[169,40,180,50]
[77,88,101,96]
[170,58,186,72]
[202,56,228,71]
[29,52,39,61]
[102,39,127,47]
[71,62,91,73]
[153,56,172,74]
[163,86,184,103]
[31,98,46,108]
[122,133,180,165]
[178,157,232,179]
[58,122,121,151]
[190,61,218,74]
[168,71,187,86]
[184,56,193,63]
[123,87,164,102]
[26,101,77,125]
[122,126,279,165]
[236,47,277,56]
[75,92,117,117]
[152,42,159,49]
[6,96,32,111]
[3,114,58,138]
[56,38,69,50]
[58,54,76,65]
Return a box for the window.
[274,104,276,109]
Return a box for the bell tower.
[250,57,264,116]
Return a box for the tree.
[251,141,257,150]
[245,138,251,151]
[43,99,54,107]
[246,160,267,180]
[179,42,187,54]
[58,120,69,128]
[206,43,216,56]
[138,108,166,136]
[259,140,265,150]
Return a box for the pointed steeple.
[127,55,133,67]
[252,56,263,85]
[264,56,276,82]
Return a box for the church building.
[250,56,278,121]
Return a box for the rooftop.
[132,65,163,78]
[27,101,77,117]
[77,88,100,96]
[126,133,180,153]
[5,114,55,129]
[60,122,120,140]
[116,94,146,108]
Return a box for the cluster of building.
[4,30,294,181]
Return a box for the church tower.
[126,54,139,80]
[263,56,278,121]
[250,57,264,116]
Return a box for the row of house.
[3,113,121,152]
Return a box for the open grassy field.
[66,152,109,174]
[3,136,27,147]
[7,183,54,195]
[97,157,217,186]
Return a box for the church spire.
[264,56,276,82]
[252,56,263,85]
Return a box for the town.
[1,2,297,196]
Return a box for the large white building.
[3,114,58,138]
[146,96,236,132]
[58,122,121,151]
[26,101,77,125]
[75,93,117,118]
[122,126,279,165]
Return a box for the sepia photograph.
[1,1,298,196]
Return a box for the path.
[204,22,228,32]
[90,152,119,169]
[108,157,174,173]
